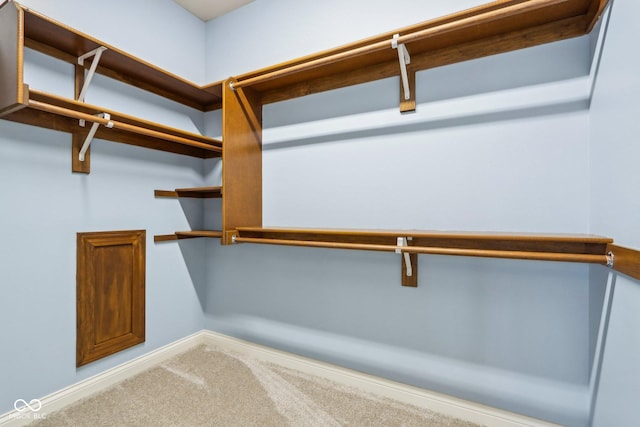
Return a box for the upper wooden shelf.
[0,1,222,160]
[229,0,608,104]
[15,1,223,111]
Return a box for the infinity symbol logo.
[14,399,42,412]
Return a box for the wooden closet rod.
[28,100,222,152]
[234,236,609,264]
[231,0,560,90]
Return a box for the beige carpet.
[31,344,482,426]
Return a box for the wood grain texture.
[260,16,587,104]
[2,88,221,158]
[27,96,222,151]
[0,1,24,116]
[154,187,223,198]
[232,0,603,105]
[154,230,223,242]
[399,68,416,113]
[77,230,146,367]
[153,234,180,242]
[221,79,262,244]
[402,253,418,287]
[608,244,640,281]
[234,227,612,264]
[72,63,90,173]
[586,0,610,32]
[18,4,221,111]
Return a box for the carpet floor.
[31,344,482,426]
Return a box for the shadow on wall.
[177,239,208,311]
[203,242,602,426]
[262,35,591,130]
[263,97,588,151]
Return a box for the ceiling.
[173,0,255,21]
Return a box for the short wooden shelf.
[154,186,223,242]
[154,230,223,242]
[154,186,222,198]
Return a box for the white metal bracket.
[79,113,113,161]
[606,251,615,268]
[396,236,413,277]
[391,34,411,101]
[77,46,107,103]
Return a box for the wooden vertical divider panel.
[399,68,416,113]
[0,1,26,117]
[72,63,90,173]
[77,230,146,366]
[608,244,640,281]
[221,79,263,244]
[402,253,418,287]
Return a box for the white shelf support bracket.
[392,34,411,101]
[79,113,113,161]
[606,251,615,268]
[77,46,108,104]
[396,237,413,277]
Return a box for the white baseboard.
[0,332,206,427]
[0,330,560,427]
[200,331,562,427]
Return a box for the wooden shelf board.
[234,227,613,263]
[154,230,223,242]
[232,0,606,104]
[3,88,221,158]
[155,186,222,198]
[607,244,640,281]
[18,2,223,111]
[237,227,612,243]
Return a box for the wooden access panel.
[221,78,263,244]
[77,230,146,366]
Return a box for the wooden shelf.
[221,0,609,243]
[18,2,223,111]
[0,1,222,164]
[154,186,223,242]
[154,230,222,242]
[229,0,608,104]
[155,186,222,198]
[233,227,613,265]
[3,89,221,158]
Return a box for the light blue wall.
[1,0,633,426]
[204,1,599,426]
[0,0,208,415]
[589,0,640,425]
[205,0,489,81]
[19,0,207,83]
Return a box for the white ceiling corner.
[173,0,255,21]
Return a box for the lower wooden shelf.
[2,89,222,159]
[154,186,222,198]
[154,230,222,242]
[233,227,614,265]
